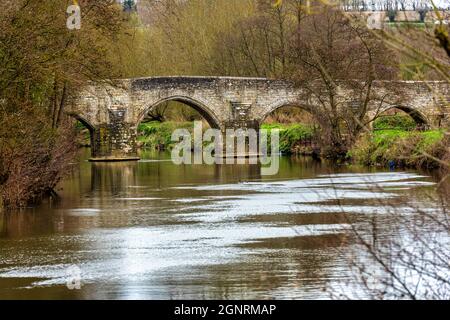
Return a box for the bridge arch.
[258,99,317,125]
[376,105,430,127]
[68,114,96,151]
[137,95,222,129]
[69,114,95,132]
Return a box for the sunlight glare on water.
[0,150,442,299]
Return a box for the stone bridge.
[67,76,449,161]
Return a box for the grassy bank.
[137,121,195,150]
[350,129,449,170]
[137,121,449,170]
[260,123,316,155]
[137,121,316,154]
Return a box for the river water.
[0,149,445,299]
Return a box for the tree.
[387,9,397,22]
[123,0,137,12]
[211,0,302,77]
[286,5,397,158]
[0,0,128,208]
[418,8,428,22]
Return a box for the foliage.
[0,108,77,208]
[115,0,257,77]
[287,4,398,158]
[261,123,316,154]
[373,115,417,130]
[138,121,196,150]
[0,0,128,208]
[138,122,316,155]
[350,129,448,169]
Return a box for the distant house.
[360,9,449,26]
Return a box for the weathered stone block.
[66,77,450,161]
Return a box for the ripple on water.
[0,170,438,298]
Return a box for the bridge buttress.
[89,111,140,162]
[220,102,261,158]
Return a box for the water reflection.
[0,149,444,299]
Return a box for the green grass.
[261,123,316,154]
[260,123,287,130]
[372,129,444,144]
[138,122,448,169]
[138,121,316,154]
[351,129,448,169]
[373,115,416,131]
[138,121,195,150]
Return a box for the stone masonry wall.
[67,77,450,159]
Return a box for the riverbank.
[137,121,317,154]
[350,129,449,170]
[137,121,194,150]
[136,121,448,171]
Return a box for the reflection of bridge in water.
[67,76,449,161]
[89,160,263,195]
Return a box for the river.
[0,149,446,299]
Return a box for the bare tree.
[0,0,128,208]
[286,5,398,158]
[331,175,450,299]
[318,0,450,300]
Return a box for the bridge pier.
[221,116,261,158]
[89,124,140,162]
[67,77,449,163]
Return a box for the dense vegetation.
[0,1,129,208]
[350,129,448,169]
[261,124,316,155]
[138,121,197,150]
[373,115,417,130]
[138,120,448,170]
[138,121,317,155]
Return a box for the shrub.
[137,121,196,150]
[373,115,416,130]
[350,130,448,169]
[261,123,316,154]
[0,111,77,208]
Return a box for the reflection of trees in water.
[0,210,57,238]
[135,158,264,187]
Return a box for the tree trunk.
[55,83,67,128]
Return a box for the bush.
[350,130,448,169]
[0,111,77,208]
[373,115,416,130]
[138,121,196,150]
[261,123,316,154]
